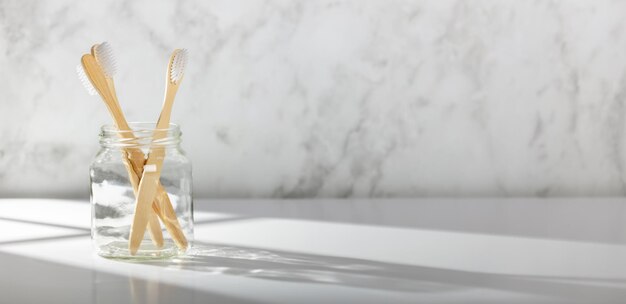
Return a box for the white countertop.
[1,198,626,303]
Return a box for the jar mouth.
[100,122,181,148]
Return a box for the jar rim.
[99,122,182,148]
[101,122,181,135]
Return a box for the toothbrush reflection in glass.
[129,49,188,255]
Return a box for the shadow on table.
[133,241,626,302]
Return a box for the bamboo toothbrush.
[86,44,188,252]
[129,49,188,255]
[79,46,188,251]
[91,42,164,248]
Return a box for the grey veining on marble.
[1,0,626,198]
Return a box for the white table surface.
[1,198,626,303]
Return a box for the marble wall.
[1,0,625,198]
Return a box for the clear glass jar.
[90,122,193,259]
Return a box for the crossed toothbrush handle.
[120,149,163,247]
[124,147,188,251]
[129,145,170,255]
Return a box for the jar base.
[96,240,179,260]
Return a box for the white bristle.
[76,65,97,96]
[170,49,188,84]
[94,42,117,78]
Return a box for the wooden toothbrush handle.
[122,148,164,248]
[124,147,188,251]
[107,86,186,251]
[110,114,187,251]
[102,76,165,248]
[155,185,188,250]
[130,145,177,254]
[129,161,162,255]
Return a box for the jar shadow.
[127,241,626,301]
[139,242,456,293]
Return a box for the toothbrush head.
[76,64,97,96]
[169,49,188,85]
[94,42,117,78]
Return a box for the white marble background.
[1,0,625,198]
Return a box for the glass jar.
[90,122,193,259]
